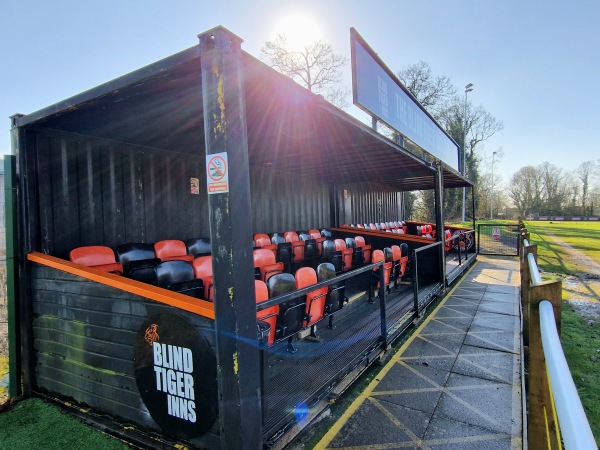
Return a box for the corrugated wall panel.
[343,186,402,225]
[250,167,330,234]
[35,130,208,258]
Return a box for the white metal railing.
[521,231,598,450]
[539,301,597,449]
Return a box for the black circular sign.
[134,313,218,439]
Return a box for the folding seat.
[356,223,365,229]
[369,249,392,302]
[255,279,278,347]
[297,231,317,267]
[268,273,304,353]
[155,260,203,299]
[444,229,452,252]
[308,229,328,258]
[317,262,346,329]
[295,267,327,328]
[253,233,278,257]
[391,244,409,287]
[345,237,363,269]
[320,228,332,239]
[334,239,354,272]
[253,248,284,283]
[375,223,382,230]
[192,256,214,301]
[185,237,211,258]
[284,231,305,269]
[380,222,388,230]
[322,239,343,274]
[69,246,123,274]
[116,243,161,284]
[354,236,372,265]
[369,223,377,230]
[269,233,293,272]
[154,240,194,262]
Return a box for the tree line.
[261,34,597,221]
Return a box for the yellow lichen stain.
[228,287,234,300]
[233,352,239,375]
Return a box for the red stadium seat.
[154,240,194,262]
[284,231,305,267]
[334,239,353,272]
[192,256,214,301]
[354,236,372,265]
[370,249,392,301]
[254,233,277,257]
[253,248,284,283]
[391,244,409,286]
[295,267,327,328]
[256,280,278,346]
[69,246,123,274]
[308,228,327,258]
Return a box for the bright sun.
[274,13,322,51]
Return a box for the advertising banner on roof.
[351,28,460,171]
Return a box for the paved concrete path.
[315,256,523,450]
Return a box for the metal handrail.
[527,252,543,285]
[522,235,598,449]
[539,301,598,450]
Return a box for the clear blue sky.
[2,0,598,186]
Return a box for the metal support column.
[434,163,446,286]
[198,26,262,450]
[4,155,19,397]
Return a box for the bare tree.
[261,34,350,108]
[539,162,567,214]
[508,166,544,218]
[396,61,456,118]
[575,161,597,215]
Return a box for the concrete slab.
[314,256,523,450]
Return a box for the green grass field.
[524,220,600,273]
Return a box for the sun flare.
[274,13,322,51]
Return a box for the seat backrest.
[334,239,347,251]
[193,256,214,300]
[256,280,278,346]
[155,260,195,287]
[267,273,296,298]
[284,231,300,243]
[254,233,272,248]
[295,267,326,326]
[317,262,345,315]
[115,243,155,266]
[320,229,332,238]
[269,233,286,245]
[70,245,117,267]
[253,249,283,282]
[391,245,401,263]
[384,247,394,264]
[372,249,384,265]
[345,238,356,249]
[356,224,364,228]
[185,237,211,258]
[308,229,320,239]
[154,240,192,262]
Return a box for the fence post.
[528,279,562,450]
[521,244,537,347]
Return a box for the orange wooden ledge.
[27,252,215,320]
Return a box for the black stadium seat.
[268,273,304,353]
[116,243,161,284]
[155,260,203,299]
[185,237,211,258]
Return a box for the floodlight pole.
[462,83,473,223]
[490,151,497,219]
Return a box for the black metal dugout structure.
[6,26,474,449]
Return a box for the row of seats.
[256,262,346,352]
[69,238,211,283]
[345,221,408,234]
[369,244,410,301]
[253,229,331,272]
